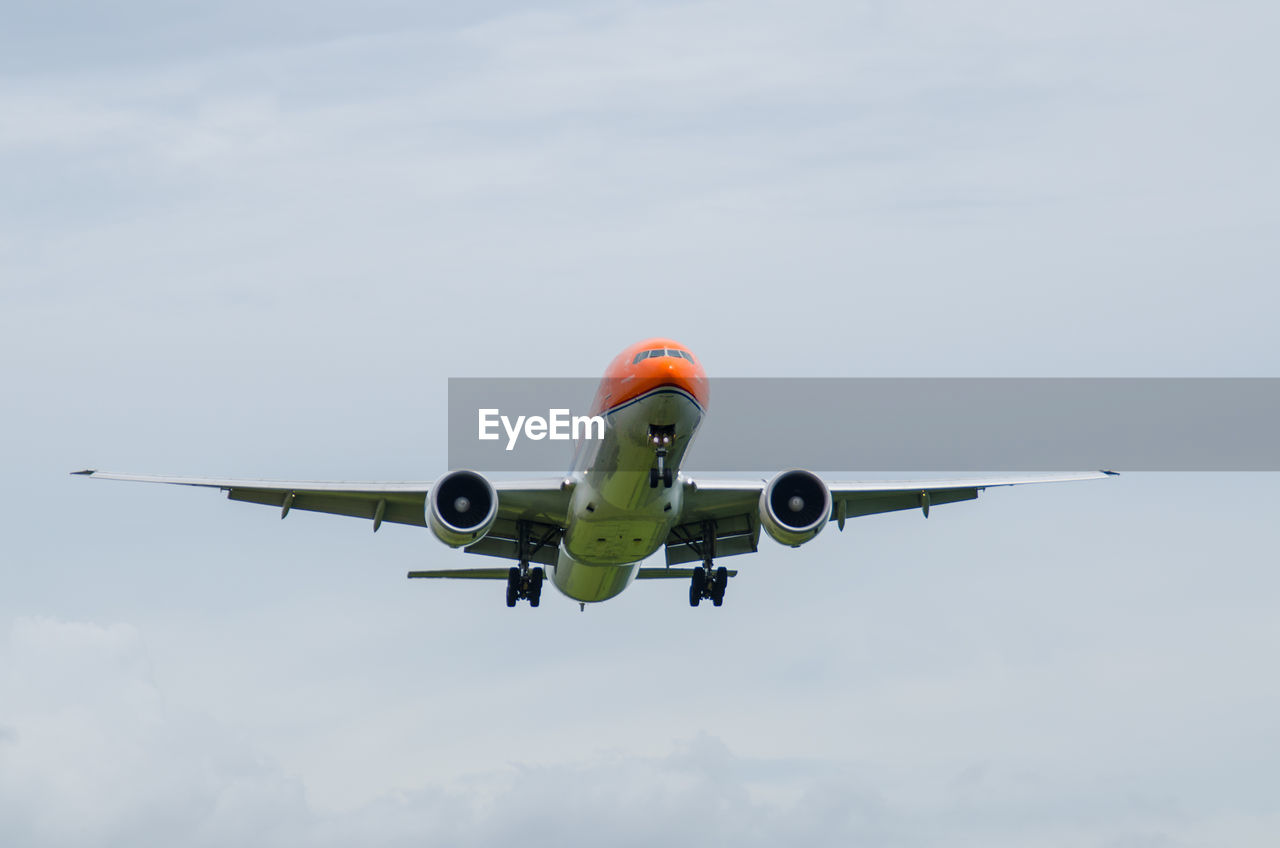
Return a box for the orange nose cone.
[599,338,709,412]
[639,349,707,407]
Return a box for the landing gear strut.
[649,425,675,489]
[505,520,544,607]
[688,520,728,607]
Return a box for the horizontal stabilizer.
[407,567,739,580]
[408,568,511,580]
[635,567,738,580]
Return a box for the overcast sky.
[3,2,1279,846]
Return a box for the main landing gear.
[505,519,545,607]
[506,565,543,607]
[688,519,728,607]
[689,565,728,607]
[649,425,675,489]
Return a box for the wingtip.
[71,469,96,476]
[1100,469,1120,476]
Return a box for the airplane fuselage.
[551,339,708,603]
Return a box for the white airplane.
[76,338,1114,608]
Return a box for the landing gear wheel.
[711,566,728,606]
[663,468,674,488]
[649,468,660,489]
[506,566,520,607]
[529,567,544,607]
[690,566,705,607]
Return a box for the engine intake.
[427,470,498,547]
[759,469,832,547]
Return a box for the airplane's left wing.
[665,471,1116,565]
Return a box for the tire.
[529,568,544,607]
[663,468,674,488]
[506,566,521,607]
[689,583,701,607]
[649,468,659,488]
[711,567,728,606]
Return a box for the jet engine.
[759,469,832,547]
[427,470,499,547]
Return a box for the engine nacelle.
[427,470,498,548]
[759,469,832,547]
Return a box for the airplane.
[75,338,1114,609]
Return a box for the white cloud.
[0,618,309,847]
[5,578,1280,846]
[0,617,889,846]
[5,1,1276,383]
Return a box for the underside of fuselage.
[551,386,704,602]
[549,548,639,603]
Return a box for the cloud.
[0,616,890,846]
[3,604,1280,846]
[0,617,308,847]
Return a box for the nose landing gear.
[648,465,674,489]
[648,425,675,489]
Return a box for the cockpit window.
[633,348,693,364]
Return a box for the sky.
[2,1,1279,845]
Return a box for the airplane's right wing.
[73,470,573,536]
